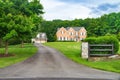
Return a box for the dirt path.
[0,43,119,80]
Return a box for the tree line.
[0,0,44,54]
[40,12,120,41]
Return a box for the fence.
[89,44,114,57]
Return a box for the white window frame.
[65,37,68,40]
[62,37,64,41]
[61,31,64,34]
[58,37,61,40]
[70,32,74,35]
[81,32,83,36]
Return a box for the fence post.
[81,42,89,59]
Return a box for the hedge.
[84,36,119,54]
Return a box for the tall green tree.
[0,0,44,54]
[10,0,44,47]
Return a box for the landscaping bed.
[0,54,15,58]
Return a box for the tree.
[1,13,18,54]
[0,0,44,54]
[40,12,120,41]
[117,32,120,41]
[9,0,44,47]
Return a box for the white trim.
[62,37,64,41]
[65,37,68,40]
[61,31,64,34]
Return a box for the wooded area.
[40,12,120,41]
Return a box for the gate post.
[81,42,89,59]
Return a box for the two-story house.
[56,27,87,41]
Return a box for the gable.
[68,27,76,32]
[57,27,67,33]
[79,27,86,32]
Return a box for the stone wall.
[81,42,89,59]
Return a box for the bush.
[8,38,21,45]
[117,32,120,41]
[84,36,119,54]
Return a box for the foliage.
[84,36,119,53]
[44,42,120,73]
[0,43,37,68]
[117,32,120,41]
[0,0,43,53]
[41,12,120,41]
[119,42,120,54]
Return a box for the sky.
[41,0,120,20]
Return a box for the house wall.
[56,27,68,41]
[78,28,87,40]
[67,27,76,41]
[56,27,87,41]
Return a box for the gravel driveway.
[0,43,119,80]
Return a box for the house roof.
[57,27,85,31]
[66,27,84,31]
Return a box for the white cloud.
[41,0,92,20]
[90,3,120,18]
[41,0,120,20]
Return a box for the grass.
[118,42,120,54]
[44,42,120,73]
[0,43,37,68]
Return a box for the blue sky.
[41,0,120,20]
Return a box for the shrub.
[8,38,21,45]
[84,36,119,54]
[117,32,120,41]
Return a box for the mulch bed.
[89,54,120,61]
[0,54,15,58]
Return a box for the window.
[62,37,64,41]
[74,38,77,41]
[70,32,74,35]
[58,37,61,40]
[81,32,84,36]
[61,31,64,34]
[65,37,68,40]
[64,37,66,40]
[80,32,82,36]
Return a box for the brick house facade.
[56,27,87,41]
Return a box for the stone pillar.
[81,42,89,59]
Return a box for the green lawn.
[0,43,37,68]
[118,42,120,54]
[44,42,120,73]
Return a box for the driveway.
[0,43,119,80]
